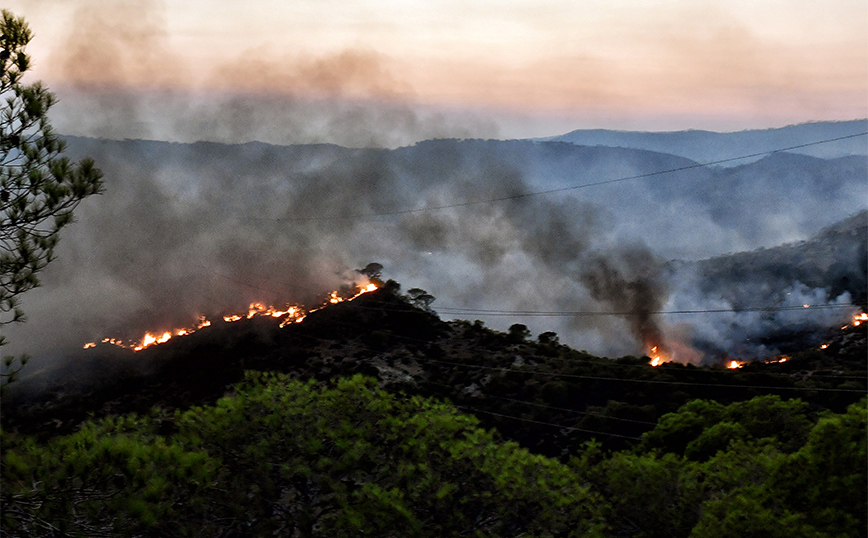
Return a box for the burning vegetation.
[82,282,379,352]
[849,312,867,327]
[649,310,866,369]
[647,345,669,367]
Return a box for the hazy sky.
[8,0,868,140]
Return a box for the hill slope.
[544,119,868,163]
[5,282,865,457]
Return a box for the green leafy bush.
[3,373,607,537]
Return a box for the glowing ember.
[87,282,379,352]
[853,312,868,327]
[820,343,829,350]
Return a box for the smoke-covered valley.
[3,121,866,368]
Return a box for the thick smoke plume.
[579,247,670,354]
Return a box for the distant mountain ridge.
[541,120,868,164]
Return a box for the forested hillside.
[3,284,866,536]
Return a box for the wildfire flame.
[648,345,669,367]
[840,312,867,330]
[84,282,379,351]
[727,360,744,369]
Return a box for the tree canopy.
[3,372,865,537]
[2,373,607,537]
[0,10,103,380]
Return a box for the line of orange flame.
[84,283,379,352]
[649,311,866,369]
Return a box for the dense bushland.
[3,373,865,537]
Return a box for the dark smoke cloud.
[579,246,670,353]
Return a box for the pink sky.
[8,0,868,142]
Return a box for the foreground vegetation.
[3,372,865,537]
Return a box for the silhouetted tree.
[406,287,435,312]
[357,262,383,281]
[538,331,560,346]
[508,323,531,343]
[0,10,103,382]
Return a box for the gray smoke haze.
[46,0,497,147]
[661,211,867,361]
[3,134,865,371]
[2,135,681,363]
[3,1,865,374]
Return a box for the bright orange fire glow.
[86,282,379,352]
[648,345,670,367]
[853,312,868,327]
[134,331,173,351]
[727,360,743,369]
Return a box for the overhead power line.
[272,131,868,222]
[434,302,865,317]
